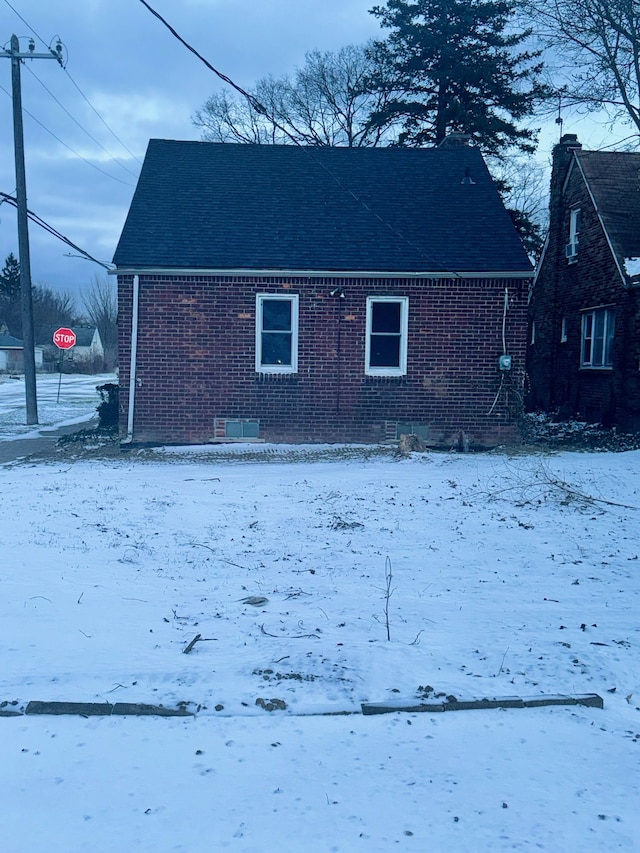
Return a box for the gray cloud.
[0,0,379,302]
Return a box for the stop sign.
[53,327,76,349]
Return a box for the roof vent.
[461,167,475,185]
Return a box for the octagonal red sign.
[53,327,76,349]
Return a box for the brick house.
[527,134,640,430]
[112,139,532,447]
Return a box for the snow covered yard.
[1,435,639,851]
[0,372,116,441]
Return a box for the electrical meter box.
[498,354,512,371]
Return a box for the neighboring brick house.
[528,134,640,430]
[112,139,532,447]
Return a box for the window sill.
[579,366,613,371]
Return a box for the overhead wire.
[2,0,142,165]
[24,65,140,179]
[61,68,143,166]
[1,0,47,46]
[0,82,134,186]
[136,0,459,276]
[0,190,113,270]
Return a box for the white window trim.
[365,296,409,376]
[580,307,615,369]
[255,293,299,374]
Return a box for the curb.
[1,701,192,717]
[0,693,604,718]
[361,693,604,716]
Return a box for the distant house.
[38,326,104,370]
[67,327,104,365]
[528,134,640,431]
[0,332,44,372]
[112,138,533,447]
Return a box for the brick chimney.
[438,133,472,147]
[551,134,582,193]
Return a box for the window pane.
[605,311,615,365]
[371,302,401,333]
[581,314,592,365]
[262,300,291,332]
[370,334,400,367]
[261,332,292,365]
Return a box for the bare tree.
[193,44,399,147]
[82,276,117,370]
[523,0,640,134]
[486,154,550,258]
[30,285,79,344]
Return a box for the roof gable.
[113,141,532,275]
[577,150,640,259]
[0,333,22,348]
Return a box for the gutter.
[109,266,533,280]
[122,274,140,445]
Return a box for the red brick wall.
[528,143,640,429]
[118,273,528,447]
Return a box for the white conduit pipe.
[123,273,140,444]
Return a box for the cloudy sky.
[0,0,380,300]
[0,0,633,304]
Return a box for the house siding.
[528,141,640,430]
[118,273,528,447]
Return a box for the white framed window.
[560,316,567,343]
[255,294,299,373]
[566,208,580,262]
[365,296,408,376]
[581,308,615,368]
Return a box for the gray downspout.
[122,274,140,444]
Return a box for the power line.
[136,0,458,275]
[1,0,47,46]
[24,65,139,179]
[61,68,143,166]
[0,81,134,186]
[0,190,113,269]
[2,0,142,165]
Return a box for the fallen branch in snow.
[182,634,217,653]
[183,633,202,653]
[540,472,638,510]
[259,624,320,640]
[472,461,639,511]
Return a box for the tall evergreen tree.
[0,253,21,335]
[367,0,549,154]
[0,253,20,301]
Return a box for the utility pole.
[1,35,62,424]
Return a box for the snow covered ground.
[0,372,115,441]
[1,376,639,852]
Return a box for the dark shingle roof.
[0,333,22,348]
[36,326,98,348]
[113,141,531,274]
[577,150,640,258]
